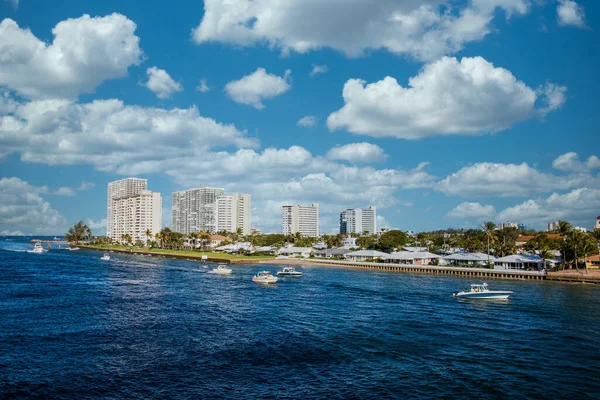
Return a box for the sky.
[0,0,599,236]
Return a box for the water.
[1,237,600,399]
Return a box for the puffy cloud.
[0,177,68,234]
[87,218,107,234]
[192,0,529,61]
[327,56,565,139]
[1,230,25,236]
[0,97,258,171]
[498,188,600,228]
[196,78,210,93]
[145,67,183,99]
[0,14,142,99]
[310,65,328,77]
[436,162,582,197]
[557,0,585,28]
[446,202,496,219]
[297,115,317,127]
[326,142,387,164]
[225,68,291,109]
[78,182,96,191]
[52,187,76,196]
[377,215,391,230]
[552,152,600,172]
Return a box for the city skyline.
[1,0,599,236]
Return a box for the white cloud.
[225,68,291,109]
[326,142,387,164]
[1,230,25,236]
[79,181,96,191]
[552,152,600,172]
[446,202,496,219]
[297,115,317,127]
[196,78,210,93]
[498,188,600,228]
[0,177,68,234]
[557,0,585,28]
[0,96,258,170]
[145,66,183,99]
[437,162,584,197]
[377,215,391,230]
[87,218,107,235]
[0,13,142,99]
[52,187,76,196]
[5,0,19,9]
[327,56,566,139]
[192,0,529,61]
[310,65,328,77]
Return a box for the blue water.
[1,237,599,399]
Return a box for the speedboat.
[65,246,80,251]
[252,271,278,284]
[27,242,47,254]
[453,283,513,299]
[100,253,110,261]
[276,266,303,277]
[207,264,232,276]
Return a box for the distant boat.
[201,255,208,262]
[65,246,80,251]
[27,242,47,254]
[207,264,232,276]
[453,283,513,299]
[276,266,303,278]
[100,253,110,261]
[252,271,278,284]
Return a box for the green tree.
[65,220,93,243]
[557,221,572,270]
[121,233,132,246]
[481,221,497,266]
[145,229,153,244]
[377,230,408,252]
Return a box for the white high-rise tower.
[216,194,251,235]
[107,178,147,236]
[172,187,224,234]
[281,203,319,237]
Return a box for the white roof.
[386,251,439,260]
[443,252,494,262]
[494,254,543,263]
[278,247,313,254]
[402,246,428,252]
[346,250,390,257]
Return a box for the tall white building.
[548,221,560,231]
[110,190,162,244]
[216,194,251,235]
[340,207,376,235]
[107,178,147,237]
[281,203,319,237]
[172,187,224,234]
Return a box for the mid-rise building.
[216,193,251,235]
[172,187,224,234]
[548,221,560,231]
[339,207,376,235]
[281,203,319,237]
[107,178,147,237]
[500,221,519,230]
[596,216,600,230]
[110,190,162,244]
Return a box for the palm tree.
[539,248,555,272]
[481,221,497,267]
[557,221,572,270]
[65,220,93,244]
[145,229,153,246]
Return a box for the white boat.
[27,242,47,254]
[252,271,278,284]
[207,264,232,276]
[201,255,208,262]
[100,253,110,261]
[65,246,80,251]
[453,283,513,299]
[276,266,303,278]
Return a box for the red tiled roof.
[210,235,229,241]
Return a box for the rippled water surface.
[1,238,600,399]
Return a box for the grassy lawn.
[84,244,274,260]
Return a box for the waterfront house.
[585,255,600,269]
[209,234,229,249]
[493,254,544,271]
[313,248,351,259]
[440,252,495,267]
[516,234,561,248]
[215,242,254,253]
[384,251,439,265]
[402,246,428,252]
[342,237,358,249]
[345,250,389,262]
[277,247,313,258]
[254,246,277,255]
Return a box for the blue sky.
[1,0,599,236]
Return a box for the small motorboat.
[252,271,278,284]
[207,264,232,276]
[27,242,47,254]
[276,266,303,278]
[453,283,513,299]
[65,246,80,251]
[100,253,110,261]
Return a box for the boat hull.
[276,272,302,277]
[454,291,512,299]
[252,277,278,284]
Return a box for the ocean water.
[1,237,599,399]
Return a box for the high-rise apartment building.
[216,194,251,235]
[281,203,319,237]
[110,190,162,244]
[172,187,224,234]
[339,207,376,235]
[107,178,147,237]
[548,221,560,231]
